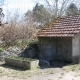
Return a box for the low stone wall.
[38,37,72,62]
[5,58,39,69]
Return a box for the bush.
[0,48,3,52]
[27,38,38,46]
[0,23,39,48]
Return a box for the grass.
[37,66,40,69]
[0,62,39,79]
[62,63,80,72]
[27,38,38,46]
[0,61,80,80]
[0,48,3,52]
[8,56,36,62]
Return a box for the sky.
[1,0,80,22]
[2,0,79,15]
[2,0,36,21]
[3,0,35,14]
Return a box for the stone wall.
[38,37,72,62]
[56,38,72,62]
[38,37,56,61]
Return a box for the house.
[37,15,80,64]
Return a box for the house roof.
[37,15,80,37]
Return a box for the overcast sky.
[1,0,80,21]
[2,0,79,14]
[2,0,36,14]
[1,0,36,21]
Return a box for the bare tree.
[24,10,34,27]
[66,3,79,16]
[0,8,4,19]
[46,0,76,17]
[33,0,76,17]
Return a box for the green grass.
[37,66,40,69]
[0,64,38,79]
[0,48,3,52]
[8,56,37,62]
[62,64,80,72]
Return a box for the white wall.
[72,34,80,63]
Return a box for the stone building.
[37,15,80,63]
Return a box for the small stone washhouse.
[37,15,80,64]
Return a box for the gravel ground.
[0,62,80,80]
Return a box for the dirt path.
[0,62,80,80]
[27,70,80,80]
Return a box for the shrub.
[27,38,38,46]
[0,48,3,52]
[1,23,39,48]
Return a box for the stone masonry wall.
[56,38,72,62]
[38,37,56,61]
[38,37,72,62]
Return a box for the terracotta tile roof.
[37,15,80,37]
